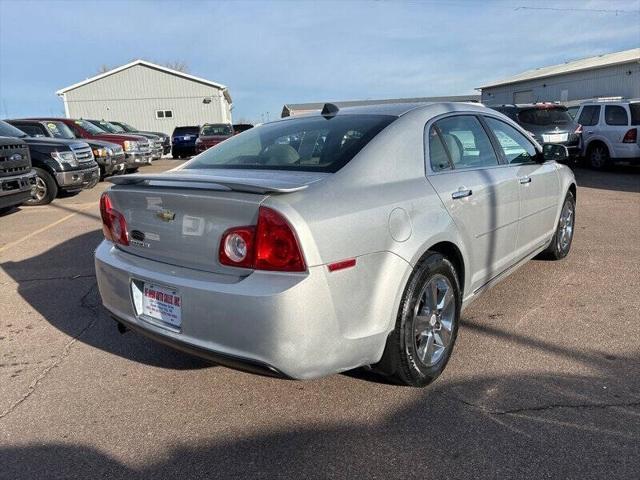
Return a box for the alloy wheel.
[557,199,574,253]
[413,274,455,367]
[33,176,48,202]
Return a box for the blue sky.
[1,0,638,123]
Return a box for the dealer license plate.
[542,133,568,143]
[132,282,182,329]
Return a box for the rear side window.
[518,108,571,126]
[185,114,395,173]
[429,115,498,170]
[605,105,629,126]
[577,105,601,126]
[484,117,537,164]
[630,104,640,126]
[429,127,452,172]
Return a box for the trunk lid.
[107,169,327,274]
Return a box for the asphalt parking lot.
[0,159,639,479]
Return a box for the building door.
[513,90,533,103]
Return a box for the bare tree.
[97,64,112,74]
[163,60,190,73]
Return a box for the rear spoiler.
[108,173,309,194]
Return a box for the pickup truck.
[195,123,234,153]
[87,120,163,162]
[0,120,99,205]
[32,118,151,173]
[6,119,126,179]
[0,133,36,214]
[108,121,171,155]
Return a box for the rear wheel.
[587,143,610,170]
[375,252,461,387]
[25,167,57,206]
[541,191,575,260]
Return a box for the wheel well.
[568,183,576,200]
[586,140,608,154]
[426,242,465,295]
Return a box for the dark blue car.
[171,126,200,159]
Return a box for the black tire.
[375,252,461,387]
[57,190,80,198]
[587,142,610,170]
[541,191,576,260]
[125,167,139,174]
[25,167,58,206]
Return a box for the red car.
[31,118,152,172]
[195,123,234,153]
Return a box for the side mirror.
[542,143,569,162]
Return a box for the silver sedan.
[95,102,576,387]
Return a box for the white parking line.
[0,204,96,254]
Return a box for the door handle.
[519,176,532,184]
[452,188,472,199]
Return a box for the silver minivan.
[575,99,640,169]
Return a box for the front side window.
[429,115,499,170]
[484,117,537,164]
[184,114,395,173]
[74,119,105,135]
[577,105,601,126]
[605,105,629,126]
[16,123,47,137]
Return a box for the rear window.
[630,103,640,126]
[173,126,199,136]
[184,114,395,173]
[518,107,572,126]
[201,124,233,136]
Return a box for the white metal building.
[56,60,232,134]
[478,48,640,105]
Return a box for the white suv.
[575,99,640,169]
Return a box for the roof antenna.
[321,103,339,118]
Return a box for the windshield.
[201,124,233,136]
[45,121,76,139]
[518,108,572,126]
[90,120,123,133]
[74,119,107,135]
[184,114,396,173]
[0,120,27,138]
[114,122,136,132]
[173,127,200,136]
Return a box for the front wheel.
[541,191,576,260]
[25,167,58,206]
[375,252,461,387]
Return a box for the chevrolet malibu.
[95,102,576,387]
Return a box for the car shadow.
[2,353,638,479]
[1,229,210,370]
[570,163,640,193]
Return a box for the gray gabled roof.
[478,48,640,90]
[56,59,232,104]
[281,95,480,117]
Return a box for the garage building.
[56,59,232,135]
[479,48,640,105]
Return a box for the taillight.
[219,206,306,272]
[99,192,129,246]
[574,124,583,134]
[623,128,637,143]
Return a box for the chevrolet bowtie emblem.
[156,209,176,222]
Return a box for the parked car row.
[489,97,640,170]
[171,123,253,158]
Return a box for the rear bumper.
[611,143,640,160]
[55,165,100,191]
[0,170,36,208]
[95,241,397,379]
